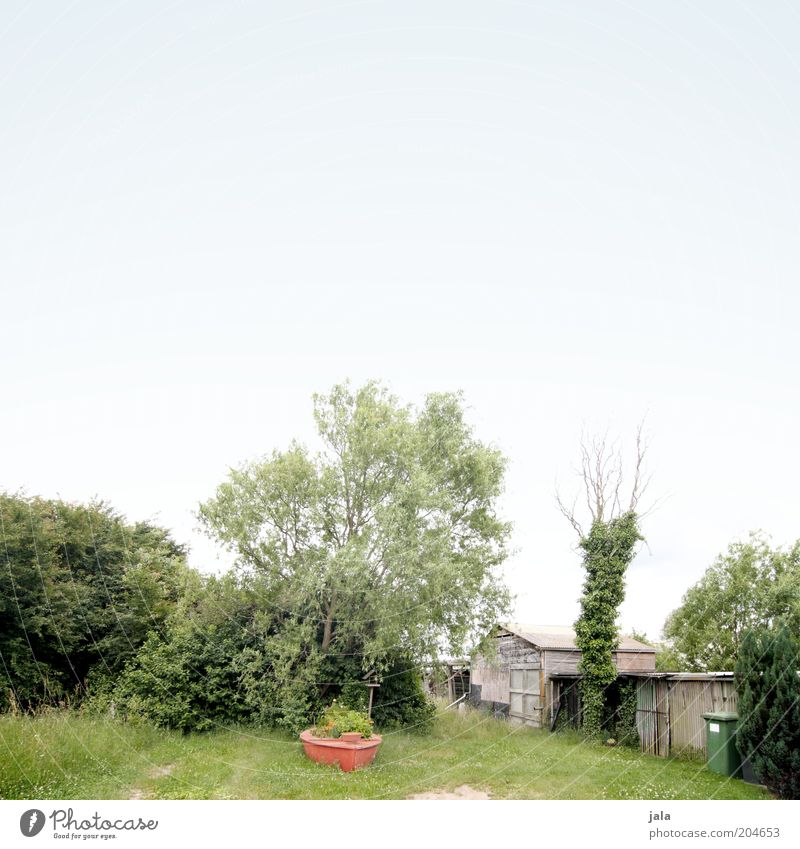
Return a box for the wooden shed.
[424,659,471,703]
[470,623,657,728]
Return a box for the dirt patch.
[128,764,175,799]
[408,784,491,800]
[149,764,175,779]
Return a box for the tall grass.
[0,710,182,799]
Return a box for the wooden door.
[509,665,541,725]
[636,679,670,757]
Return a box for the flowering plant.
[311,701,373,739]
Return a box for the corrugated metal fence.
[635,674,738,758]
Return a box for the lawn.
[0,708,769,800]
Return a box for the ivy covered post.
[574,512,643,735]
[557,426,649,737]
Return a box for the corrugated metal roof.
[626,671,734,680]
[500,622,656,653]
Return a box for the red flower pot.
[299,729,382,772]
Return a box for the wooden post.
[540,668,547,727]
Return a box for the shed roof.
[500,623,656,653]
[621,671,734,680]
[551,671,734,681]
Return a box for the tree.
[625,629,652,645]
[735,625,800,799]
[653,641,685,672]
[196,381,511,728]
[557,426,648,735]
[623,630,687,673]
[0,493,189,709]
[663,534,800,671]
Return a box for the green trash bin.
[703,712,742,777]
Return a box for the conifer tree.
[735,625,800,799]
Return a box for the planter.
[299,729,382,772]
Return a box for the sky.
[1,0,798,640]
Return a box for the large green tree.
[0,493,189,709]
[197,381,511,721]
[663,534,800,671]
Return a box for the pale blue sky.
[2,1,798,638]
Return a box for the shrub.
[112,574,332,734]
[321,654,436,732]
[735,625,800,799]
[114,623,248,732]
[0,494,189,711]
[112,574,256,732]
[338,681,370,713]
[371,657,435,731]
[111,573,438,734]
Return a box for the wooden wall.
[471,659,510,704]
[542,649,656,677]
[543,649,580,676]
[669,678,738,756]
[496,631,541,665]
[470,631,541,719]
[636,677,739,758]
[614,651,657,673]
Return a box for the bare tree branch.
[555,488,583,537]
[629,418,649,511]
[557,418,652,537]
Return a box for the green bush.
[109,577,437,735]
[111,574,329,734]
[371,657,435,731]
[114,623,248,732]
[111,574,257,732]
[0,493,188,711]
[338,681,370,713]
[318,655,436,733]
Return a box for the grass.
[0,708,770,800]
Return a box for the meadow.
[0,708,769,800]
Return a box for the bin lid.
[703,712,739,721]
